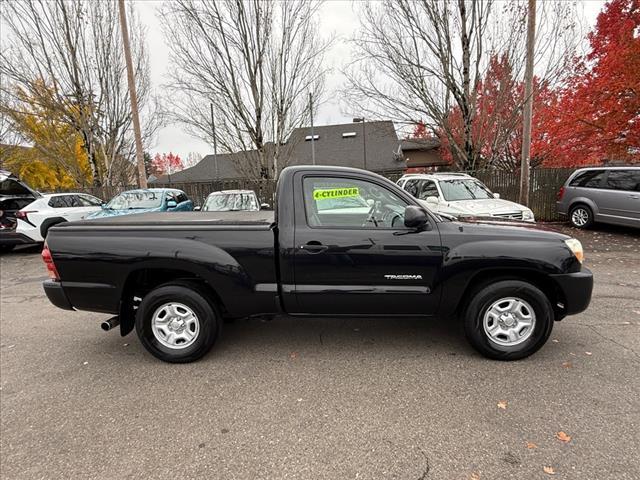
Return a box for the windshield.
[439,179,494,201]
[203,193,259,211]
[107,191,163,210]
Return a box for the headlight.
[522,209,535,221]
[564,238,584,263]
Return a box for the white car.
[397,173,535,222]
[16,193,103,243]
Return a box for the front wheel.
[135,283,220,363]
[463,280,554,360]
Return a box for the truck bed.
[47,210,278,318]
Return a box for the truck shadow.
[214,315,474,359]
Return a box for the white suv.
[16,193,103,243]
[397,173,535,222]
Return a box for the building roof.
[286,120,405,172]
[151,121,408,183]
[401,137,441,151]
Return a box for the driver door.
[292,173,443,315]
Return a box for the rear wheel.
[569,204,593,229]
[463,280,554,360]
[135,283,220,363]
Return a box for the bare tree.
[0,0,163,186]
[344,0,580,171]
[162,0,332,179]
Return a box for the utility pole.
[309,92,315,165]
[353,117,367,170]
[118,0,147,188]
[210,103,219,180]
[519,0,536,206]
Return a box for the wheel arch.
[40,217,67,239]
[118,267,227,337]
[454,268,567,322]
[568,197,598,216]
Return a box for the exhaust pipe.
[101,316,120,332]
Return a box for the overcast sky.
[134,0,606,160]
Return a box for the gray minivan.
[557,167,639,229]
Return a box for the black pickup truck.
[42,166,593,363]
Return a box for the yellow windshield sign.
[313,187,359,201]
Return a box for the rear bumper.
[550,267,593,316]
[43,280,74,311]
[0,230,38,247]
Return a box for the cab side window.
[302,176,408,229]
[418,180,439,200]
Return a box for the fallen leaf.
[552,339,559,343]
[562,361,573,368]
[289,351,298,360]
[83,361,88,365]
[469,472,481,480]
[543,466,556,475]
[556,431,572,443]
[526,442,538,449]
[585,351,592,356]
[497,400,508,410]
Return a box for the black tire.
[463,280,554,361]
[135,282,220,363]
[569,204,594,229]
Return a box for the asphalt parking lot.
[1,224,639,479]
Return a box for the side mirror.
[167,200,177,209]
[101,203,107,209]
[260,203,270,210]
[193,205,201,211]
[404,205,429,229]
[425,196,439,206]
[493,193,500,199]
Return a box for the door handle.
[299,241,328,254]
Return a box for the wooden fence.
[67,168,576,222]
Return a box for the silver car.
[557,167,640,229]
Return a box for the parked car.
[0,170,41,252]
[15,193,103,244]
[42,165,592,363]
[87,188,193,219]
[557,166,640,229]
[396,173,535,222]
[198,190,268,212]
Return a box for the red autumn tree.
[150,152,184,176]
[538,0,640,166]
[435,54,552,171]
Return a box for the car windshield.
[203,193,259,211]
[107,191,163,210]
[439,179,494,201]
